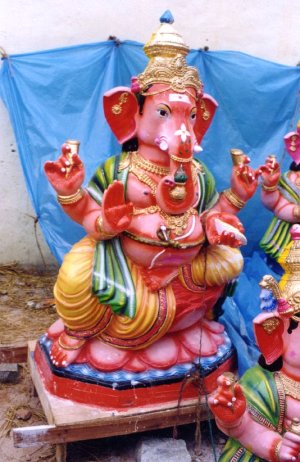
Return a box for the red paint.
[34,343,236,409]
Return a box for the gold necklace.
[279,371,300,400]
[159,208,197,236]
[131,151,170,176]
[132,205,197,236]
[129,164,157,196]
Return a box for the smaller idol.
[260,121,300,265]
[209,224,300,462]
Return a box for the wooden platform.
[13,341,213,462]
[0,343,27,363]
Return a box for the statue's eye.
[159,109,168,117]
[157,105,170,118]
[190,109,197,121]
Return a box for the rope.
[0,46,8,59]
[25,214,47,268]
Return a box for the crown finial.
[137,11,202,97]
[160,10,174,24]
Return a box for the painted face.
[136,84,198,153]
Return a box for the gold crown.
[137,12,203,98]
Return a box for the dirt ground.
[0,265,226,462]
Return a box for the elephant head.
[103,12,219,215]
[104,84,218,214]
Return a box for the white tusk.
[193,144,203,153]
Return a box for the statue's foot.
[49,332,86,367]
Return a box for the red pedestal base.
[34,342,236,410]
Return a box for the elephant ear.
[253,313,284,365]
[194,93,218,144]
[103,87,139,144]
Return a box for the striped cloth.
[260,171,300,261]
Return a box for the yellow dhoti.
[54,236,176,349]
[54,236,243,350]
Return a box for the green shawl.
[260,172,300,261]
[87,152,218,318]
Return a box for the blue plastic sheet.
[0,40,299,372]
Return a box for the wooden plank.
[56,443,67,462]
[0,344,28,363]
[13,401,209,447]
[28,341,55,425]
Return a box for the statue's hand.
[260,155,281,187]
[102,181,133,234]
[279,431,300,461]
[230,156,261,202]
[44,143,84,195]
[208,374,247,427]
[204,211,245,248]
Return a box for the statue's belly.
[121,213,205,268]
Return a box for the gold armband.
[96,215,116,238]
[57,188,84,205]
[293,205,300,219]
[262,183,278,192]
[223,188,245,209]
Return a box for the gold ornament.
[111,92,129,115]
[261,317,280,334]
[293,205,300,218]
[58,337,86,350]
[131,151,169,176]
[168,184,187,201]
[159,208,197,236]
[129,164,158,196]
[278,371,300,401]
[96,216,116,238]
[169,153,193,163]
[137,17,202,98]
[124,231,203,249]
[133,205,160,216]
[262,183,278,192]
[222,188,245,209]
[230,149,245,166]
[57,188,84,205]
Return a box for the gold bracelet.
[96,215,116,238]
[262,183,278,192]
[223,188,245,209]
[272,438,281,462]
[57,188,84,205]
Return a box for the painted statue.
[35,12,262,406]
[260,121,300,262]
[209,224,300,461]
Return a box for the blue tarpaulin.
[0,40,299,373]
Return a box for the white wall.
[0,0,299,265]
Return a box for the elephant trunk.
[156,137,197,214]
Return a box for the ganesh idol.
[209,225,300,462]
[35,12,263,407]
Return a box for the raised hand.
[260,155,281,188]
[208,374,247,426]
[230,155,262,202]
[102,181,133,234]
[44,143,84,195]
[204,211,246,248]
